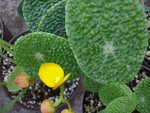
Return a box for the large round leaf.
[98,83,132,105]
[14,32,82,80]
[66,0,148,84]
[23,0,62,31]
[135,78,150,113]
[99,96,136,113]
[38,0,67,38]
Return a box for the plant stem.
[0,44,14,55]
[60,85,64,98]
[0,40,14,49]
[53,85,64,107]
[0,82,6,86]
[53,85,72,111]
[0,88,28,113]
[62,98,72,111]
[0,53,16,64]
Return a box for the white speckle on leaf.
[103,41,116,55]
[140,97,145,103]
[34,52,44,60]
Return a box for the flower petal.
[39,63,64,87]
[53,73,71,90]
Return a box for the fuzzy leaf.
[99,96,136,113]
[23,0,62,31]
[98,83,132,105]
[38,0,67,38]
[14,32,82,80]
[66,0,148,84]
[135,78,150,113]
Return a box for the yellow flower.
[39,63,71,90]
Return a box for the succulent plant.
[0,0,149,113]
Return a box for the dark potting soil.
[1,33,80,109]
[83,12,150,113]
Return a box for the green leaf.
[100,96,137,113]
[83,76,102,93]
[14,32,83,80]
[23,0,62,31]
[66,0,148,84]
[38,0,67,38]
[98,83,132,105]
[6,66,25,92]
[18,0,24,18]
[135,78,150,113]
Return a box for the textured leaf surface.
[98,83,132,105]
[83,76,101,93]
[14,32,82,80]
[135,78,150,113]
[38,0,67,38]
[99,96,136,113]
[66,0,148,84]
[6,66,24,92]
[23,0,62,31]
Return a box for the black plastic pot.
[0,31,85,113]
[0,18,12,41]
